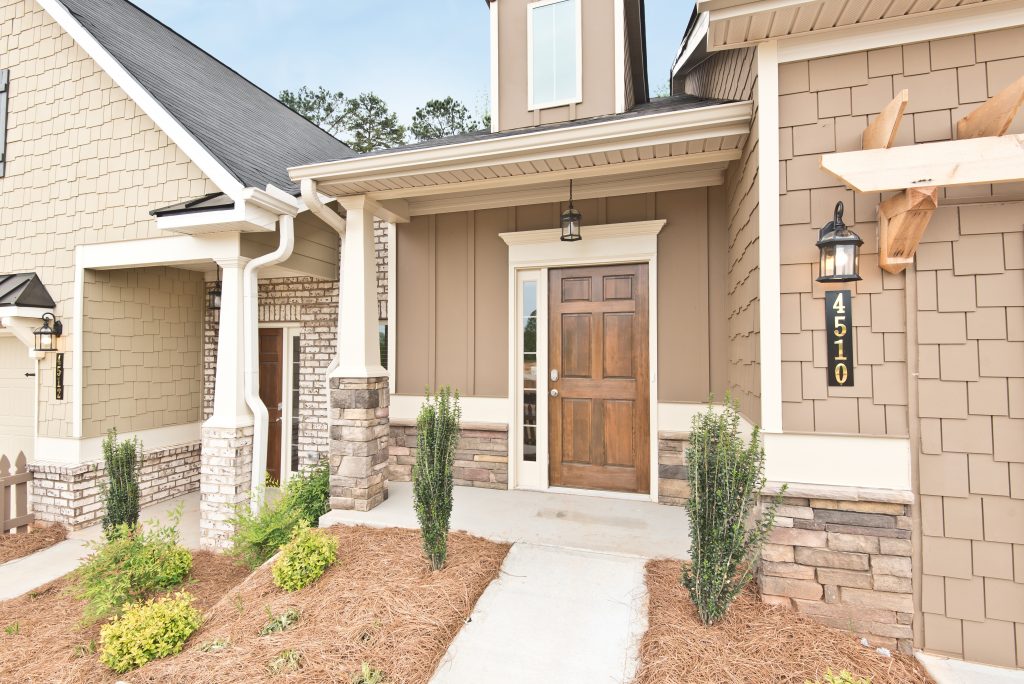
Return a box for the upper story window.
[528,0,581,110]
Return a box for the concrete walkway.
[0,492,202,601]
[430,543,648,684]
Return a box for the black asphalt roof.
[0,274,56,309]
[356,94,733,159]
[57,0,355,195]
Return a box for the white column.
[206,257,253,428]
[334,198,386,378]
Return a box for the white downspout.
[244,211,296,511]
[300,179,347,409]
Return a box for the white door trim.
[501,220,664,502]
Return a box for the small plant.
[259,608,301,636]
[806,670,871,684]
[71,509,192,623]
[272,524,338,592]
[283,463,330,527]
[232,594,245,615]
[72,640,98,659]
[267,649,302,675]
[4,621,19,636]
[99,592,202,673]
[683,398,784,625]
[101,428,142,535]
[412,387,461,571]
[200,638,231,653]
[352,662,386,684]
[228,492,304,570]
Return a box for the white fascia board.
[672,12,710,79]
[77,233,243,271]
[288,100,753,184]
[776,0,1024,62]
[156,188,299,235]
[36,0,245,199]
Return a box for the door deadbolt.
[550,369,559,382]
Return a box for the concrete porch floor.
[321,481,691,559]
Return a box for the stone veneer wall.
[758,493,914,653]
[388,422,508,489]
[30,442,201,529]
[657,430,689,506]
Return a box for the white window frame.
[527,0,584,111]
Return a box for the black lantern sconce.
[208,266,223,311]
[816,201,863,283]
[560,179,582,242]
[33,312,63,353]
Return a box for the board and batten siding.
[394,189,729,403]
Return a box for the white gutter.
[300,179,347,417]
[244,188,300,510]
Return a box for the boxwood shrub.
[99,592,202,673]
[271,524,338,592]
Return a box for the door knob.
[550,389,559,397]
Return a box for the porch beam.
[820,134,1024,193]
[362,149,741,202]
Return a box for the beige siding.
[496,0,617,131]
[80,267,204,437]
[0,0,220,439]
[685,47,761,422]
[394,189,725,402]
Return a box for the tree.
[278,86,347,137]
[410,96,478,141]
[342,92,407,153]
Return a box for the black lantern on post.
[33,313,62,353]
[560,180,582,242]
[816,201,862,283]
[208,266,222,311]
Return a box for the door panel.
[0,337,34,461]
[258,328,284,485]
[549,263,650,494]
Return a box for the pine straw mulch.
[133,526,509,684]
[635,560,934,684]
[0,523,68,565]
[0,550,249,684]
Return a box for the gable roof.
[53,0,355,195]
[0,274,56,309]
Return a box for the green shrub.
[682,399,784,625]
[99,592,202,673]
[272,524,338,591]
[806,670,871,684]
[72,511,192,623]
[101,429,141,535]
[412,387,460,571]
[283,463,330,527]
[268,649,302,675]
[228,493,304,570]
[352,662,385,684]
[259,608,301,636]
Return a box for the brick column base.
[328,376,389,511]
[199,424,254,551]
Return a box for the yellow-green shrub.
[806,670,871,684]
[99,592,202,673]
[271,525,338,591]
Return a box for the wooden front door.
[258,328,284,485]
[548,264,650,494]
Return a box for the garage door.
[0,335,34,461]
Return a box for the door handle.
[550,389,559,397]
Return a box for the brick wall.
[82,266,204,438]
[683,47,762,423]
[0,0,220,439]
[388,422,508,490]
[759,493,914,654]
[30,441,201,529]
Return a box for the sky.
[132,0,695,124]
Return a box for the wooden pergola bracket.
[878,187,939,274]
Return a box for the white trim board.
[36,0,244,199]
[763,432,913,493]
[34,422,202,467]
[390,395,510,425]
[490,0,501,133]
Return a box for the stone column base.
[199,424,254,551]
[328,376,389,512]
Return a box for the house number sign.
[825,290,854,387]
[55,352,64,400]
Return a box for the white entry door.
[0,335,35,460]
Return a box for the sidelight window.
[290,334,300,474]
[528,0,581,110]
[522,280,538,462]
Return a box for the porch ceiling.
[697,0,1002,50]
[289,100,752,216]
